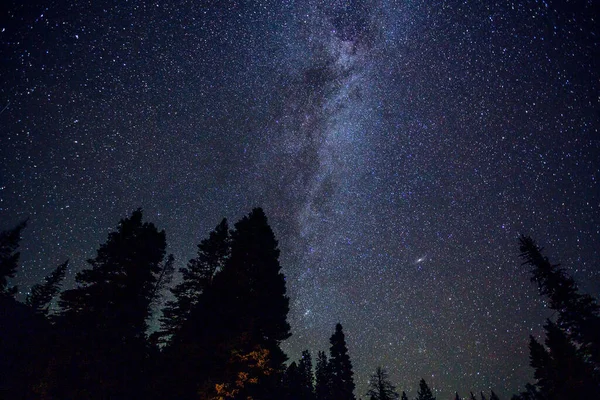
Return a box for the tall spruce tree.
[329,323,355,400]
[298,349,316,400]
[60,209,166,335]
[518,236,600,398]
[25,259,68,316]
[416,379,435,400]
[160,218,229,340]
[216,208,290,365]
[164,208,290,399]
[489,391,500,400]
[57,209,166,398]
[316,350,332,400]
[366,366,398,400]
[0,220,26,296]
[284,361,303,400]
[454,393,460,400]
[401,392,408,400]
[519,236,600,368]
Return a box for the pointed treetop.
[416,379,435,400]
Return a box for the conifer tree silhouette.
[316,350,333,400]
[160,218,229,341]
[56,209,166,398]
[298,349,316,400]
[416,379,435,400]
[329,323,356,400]
[517,236,600,398]
[164,208,290,399]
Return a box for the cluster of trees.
[1,208,292,399]
[1,208,599,399]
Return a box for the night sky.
[1,1,599,398]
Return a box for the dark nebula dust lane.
[1,1,599,398]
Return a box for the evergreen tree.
[60,209,166,335]
[56,209,166,398]
[316,350,332,400]
[0,220,26,296]
[164,208,290,399]
[329,323,356,400]
[211,208,290,398]
[366,366,398,400]
[25,259,68,316]
[470,392,477,400]
[454,393,460,400]
[518,236,600,398]
[416,379,435,400]
[401,392,408,400]
[298,349,316,400]
[529,320,598,398]
[480,392,487,400]
[519,236,600,368]
[490,391,500,400]
[284,361,303,399]
[160,219,229,340]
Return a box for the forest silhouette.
[1,208,599,399]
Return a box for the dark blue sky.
[1,1,599,398]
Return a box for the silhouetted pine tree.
[298,349,316,400]
[518,236,600,398]
[210,208,290,398]
[530,320,598,398]
[454,393,460,400]
[56,209,166,398]
[329,323,355,400]
[25,260,68,316]
[316,350,333,400]
[480,392,487,400]
[519,236,600,368]
[284,361,303,400]
[165,208,290,399]
[401,391,408,400]
[366,366,398,400]
[416,379,435,400]
[490,390,500,400]
[0,220,26,296]
[160,219,229,341]
[470,392,477,400]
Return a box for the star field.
[1,1,599,398]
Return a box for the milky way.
[1,1,599,398]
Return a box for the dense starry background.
[1,0,599,398]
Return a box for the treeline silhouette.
[1,208,599,399]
